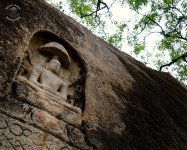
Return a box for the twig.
[143,32,160,44]
[159,52,187,71]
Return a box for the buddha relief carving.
[28,42,70,101]
[16,32,86,125]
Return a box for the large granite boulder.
[0,0,186,149]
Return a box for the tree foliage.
[128,0,187,82]
[46,0,187,83]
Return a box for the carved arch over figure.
[17,31,86,114]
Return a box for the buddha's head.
[46,57,61,74]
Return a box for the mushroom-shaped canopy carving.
[39,42,71,68]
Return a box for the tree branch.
[146,15,187,41]
[170,5,185,16]
[80,0,109,18]
[159,52,187,71]
[135,8,187,41]
[143,32,160,44]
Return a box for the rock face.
[0,0,187,149]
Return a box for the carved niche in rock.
[20,42,70,101]
[16,31,86,125]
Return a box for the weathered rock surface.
[0,0,187,150]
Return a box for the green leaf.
[81,5,92,14]
[127,0,148,10]
[163,0,172,4]
[134,45,145,54]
